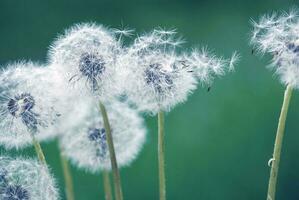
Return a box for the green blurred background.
[1,0,299,199]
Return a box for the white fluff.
[120,29,197,114]
[121,29,237,114]
[0,62,64,149]
[0,156,59,200]
[251,9,299,88]
[48,23,123,100]
[184,48,238,85]
[60,99,146,172]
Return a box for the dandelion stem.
[158,111,166,200]
[103,171,113,200]
[99,101,123,200]
[59,145,75,200]
[267,84,293,200]
[30,132,47,165]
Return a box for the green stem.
[99,101,123,200]
[158,111,166,200]
[267,84,293,200]
[30,132,47,165]
[59,145,75,200]
[103,171,113,200]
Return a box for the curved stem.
[267,84,293,200]
[99,101,123,200]
[158,111,166,200]
[103,171,113,200]
[59,145,75,200]
[30,132,47,165]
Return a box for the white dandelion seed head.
[251,9,299,88]
[48,23,123,100]
[60,99,146,172]
[184,48,239,85]
[120,29,197,114]
[0,62,64,149]
[0,156,59,200]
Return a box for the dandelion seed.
[0,156,59,200]
[113,27,134,39]
[184,48,239,85]
[60,99,146,172]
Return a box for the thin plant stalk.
[103,171,113,200]
[267,84,293,200]
[158,111,166,200]
[99,101,123,200]
[30,132,47,165]
[59,145,75,200]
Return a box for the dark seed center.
[145,63,173,93]
[2,185,29,200]
[87,128,108,159]
[0,168,7,185]
[7,93,38,132]
[7,93,35,117]
[287,42,299,53]
[79,53,106,90]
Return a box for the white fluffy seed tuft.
[60,98,146,172]
[0,61,65,149]
[119,29,196,114]
[251,9,299,88]
[48,23,123,100]
[0,156,59,200]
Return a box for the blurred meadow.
[0,0,299,199]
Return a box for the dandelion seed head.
[121,30,197,114]
[48,23,123,99]
[251,9,299,88]
[60,99,146,172]
[0,156,59,200]
[0,62,64,149]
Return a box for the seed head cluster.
[0,22,238,195]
